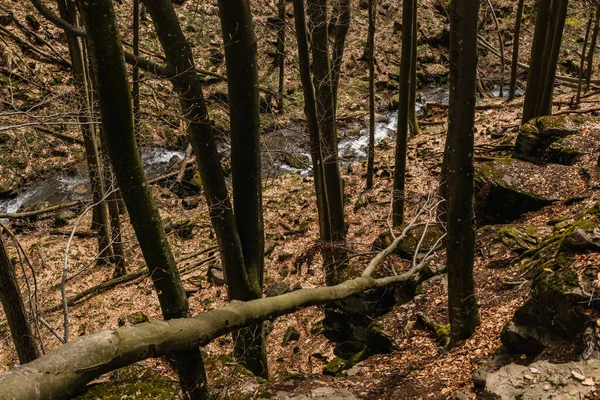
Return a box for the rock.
[278,252,293,262]
[474,158,585,224]
[372,223,445,260]
[118,311,149,327]
[273,387,359,400]
[207,266,226,286]
[52,211,77,228]
[455,392,470,400]
[282,152,311,170]
[513,116,579,164]
[282,326,301,346]
[500,321,545,356]
[358,0,368,9]
[182,196,200,210]
[266,281,291,297]
[484,360,600,400]
[164,218,195,239]
[365,320,394,354]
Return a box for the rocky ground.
[2,0,600,399]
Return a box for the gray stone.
[484,360,600,400]
[282,326,301,346]
[207,266,226,286]
[513,116,579,164]
[266,281,291,297]
[273,387,358,400]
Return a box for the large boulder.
[513,116,579,164]
[475,158,585,224]
[500,204,600,356]
[484,360,600,400]
[372,223,445,260]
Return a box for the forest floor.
[0,0,599,399]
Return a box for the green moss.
[323,357,346,376]
[75,365,179,399]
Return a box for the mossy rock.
[322,347,368,376]
[281,152,310,170]
[372,223,445,260]
[502,203,600,355]
[0,173,18,198]
[74,364,181,399]
[474,158,584,224]
[513,116,579,164]
[543,129,600,166]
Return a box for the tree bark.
[331,0,350,115]
[277,0,285,112]
[307,0,346,285]
[292,0,330,242]
[56,0,113,268]
[446,0,480,344]
[586,3,600,90]
[576,9,594,104]
[77,0,208,398]
[508,0,525,101]
[217,0,267,378]
[392,0,415,226]
[366,0,376,189]
[132,0,140,134]
[0,233,40,364]
[522,0,552,122]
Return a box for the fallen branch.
[0,201,82,220]
[0,203,438,399]
[34,127,85,145]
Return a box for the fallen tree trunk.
[0,206,438,399]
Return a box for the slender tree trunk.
[292,0,330,242]
[538,0,569,116]
[586,4,600,90]
[408,2,420,136]
[77,0,209,398]
[447,0,480,344]
[508,0,525,101]
[133,0,140,134]
[331,0,350,115]
[57,0,113,268]
[217,0,267,378]
[0,233,39,364]
[366,0,376,189]
[487,0,504,97]
[277,0,285,112]
[392,0,415,226]
[307,0,346,285]
[576,9,593,105]
[522,0,552,122]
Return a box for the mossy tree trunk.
[446,0,480,344]
[56,0,113,269]
[0,233,39,364]
[217,0,267,378]
[392,0,415,226]
[508,0,525,101]
[366,0,377,189]
[77,0,208,398]
[132,0,140,134]
[331,0,350,116]
[408,3,420,137]
[522,0,569,122]
[307,0,347,285]
[292,0,329,242]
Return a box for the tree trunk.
[277,0,285,112]
[522,0,552,122]
[56,0,113,268]
[392,0,415,226]
[0,233,39,364]
[331,0,350,115]
[586,3,600,90]
[408,3,420,137]
[77,0,208,398]
[366,0,376,189]
[446,0,480,344]
[217,0,267,378]
[307,0,346,285]
[292,0,330,242]
[576,9,594,105]
[508,0,525,101]
[132,0,140,134]
[538,0,569,116]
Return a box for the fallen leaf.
[582,376,596,386]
